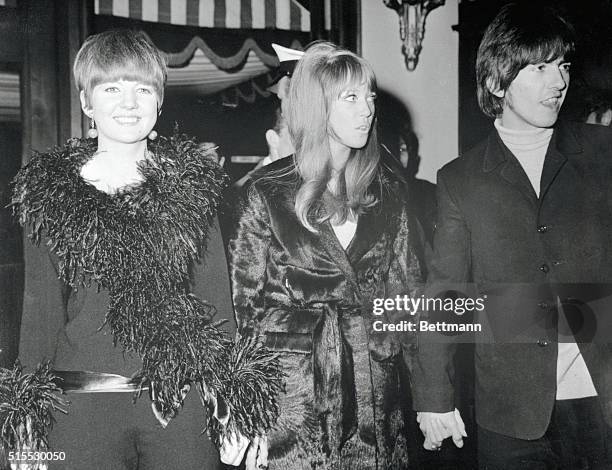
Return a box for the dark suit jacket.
[412,121,612,439]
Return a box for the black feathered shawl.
[9,134,282,448]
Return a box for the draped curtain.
[93,0,317,101]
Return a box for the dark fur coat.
[229,157,424,469]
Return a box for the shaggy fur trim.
[11,134,282,444]
[0,362,67,461]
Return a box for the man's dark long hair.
[476,3,576,118]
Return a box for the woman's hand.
[220,433,268,469]
[219,432,250,466]
[245,435,268,470]
[150,382,191,427]
[8,416,49,470]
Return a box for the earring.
[148,130,158,140]
[87,119,98,139]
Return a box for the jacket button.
[537,225,548,233]
[540,264,550,273]
[537,339,549,347]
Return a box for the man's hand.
[417,408,467,450]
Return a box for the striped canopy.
[0,0,317,120]
[0,72,19,122]
[92,0,318,103]
[95,0,311,32]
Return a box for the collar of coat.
[480,120,587,203]
[483,119,583,173]
[12,133,227,291]
[249,155,416,286]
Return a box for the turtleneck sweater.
[495,119,597,400]
[494,119,552,196]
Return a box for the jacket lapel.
[539,121,581,202]
[483,123,583,208]
[346,204,388,264]
[318,176,397,295]
[319,221,362,296]
[484,133,539,209]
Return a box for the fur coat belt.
[260,300,399,451]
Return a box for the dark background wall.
[0,123,23,368]
[158,90,281,182]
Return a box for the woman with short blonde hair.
[10,29,280,470]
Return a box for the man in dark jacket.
[413,3,612,469]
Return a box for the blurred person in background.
[234,107,294,188]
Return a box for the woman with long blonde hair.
[230,41,424,469]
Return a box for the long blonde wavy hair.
[286,41,380,232]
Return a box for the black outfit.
[14,136,233,470]
[412,122,612,468]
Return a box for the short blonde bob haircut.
[73,29,167,107]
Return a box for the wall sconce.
[383,0,445,71]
